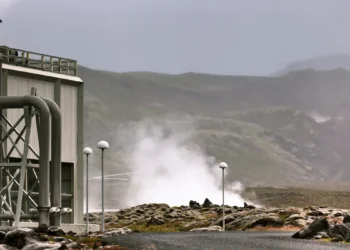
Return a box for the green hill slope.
[79,66,350,186]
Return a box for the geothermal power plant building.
[0,46,84,227]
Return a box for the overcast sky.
[0,0,349,75]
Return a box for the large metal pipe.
[42,97,61,227]
[0,214,38,220]
[0,95,51,225]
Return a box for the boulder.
[185,210,205,220]
[285,219,307,228]
[33,224,48,234]
[331,211,346,217]
[146,216,165,226]
[0,244,18,250]
[307,210,324,216]
[211,215,236,226]
[46,227,66,237]
[243,202,255,209]
[327,224,350,242]
[292,217,329,239]
[182,221,211,231]
[22,242,64,250]
[189,200,201,209]
[227,213,283,230]
[312,231,329,240]
[343,215,350,223]
[215,207,233,215]
[190,226,222,232]
[5,229,35,249]
[0,231,6,243]
[103,227,132,236]
[164,212,182,219]
[278,208,302,217]
[202,198,213,208]
[285,214,305,222]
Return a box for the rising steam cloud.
[109,118,247,208]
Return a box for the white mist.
[113,118,247,208]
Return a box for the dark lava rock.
[343,215,350,224]
[47,227,66,237]
[0,231,6,243]
[307,210,324,216]
[202,198,213,208]
[146,216,165,226]
[5,228,35,249]
[189,200,200,208]
[244,202,256,209]
[328,224,350,242]
[33,224,48,234]
[104,217,113,223]
[66,231,76,236]
[292,217,329,239]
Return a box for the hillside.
[274,54,350,76]
[79,66,350,207]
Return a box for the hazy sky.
[0,0,349,75]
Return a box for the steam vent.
[0,46,88,231]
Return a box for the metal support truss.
[0,104,41,227]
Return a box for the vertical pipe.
[222,168,225,232]
[86,154,89,235]
[0,96,51,225]
[42,98,61,227]
[101,149,105,233]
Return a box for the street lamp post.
[97,140,109,233]
[83,147,93,235]
[219,162,228,232]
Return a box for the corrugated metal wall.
[7,75,54,160]
[6,75,78,164]
[60,84,77,163]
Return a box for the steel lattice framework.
[0,88,71,227]
[0,100,39,227]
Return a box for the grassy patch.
[203,212,220,220]
[126,218,214,233]
[64,235,102,248]
[128,221,186,233]
[246,225,300,232]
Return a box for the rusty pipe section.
[42,97,62,227]
[0,95,51,225]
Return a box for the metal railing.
[0,46,78,76]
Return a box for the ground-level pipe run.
[0,214,38,220]
[0,95,51,225]
[42,98,62,227]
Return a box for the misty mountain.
[274,54,350,76]
[80,67,350,189]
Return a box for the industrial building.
[0,46,85,228]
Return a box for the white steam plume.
[111,118,247,208]
[308,111,331,123]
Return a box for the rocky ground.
[0,224,130,250]
[88,199,350,237]
[2,199,350,249]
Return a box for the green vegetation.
[80,66,350,191]
[243,186,350,209]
